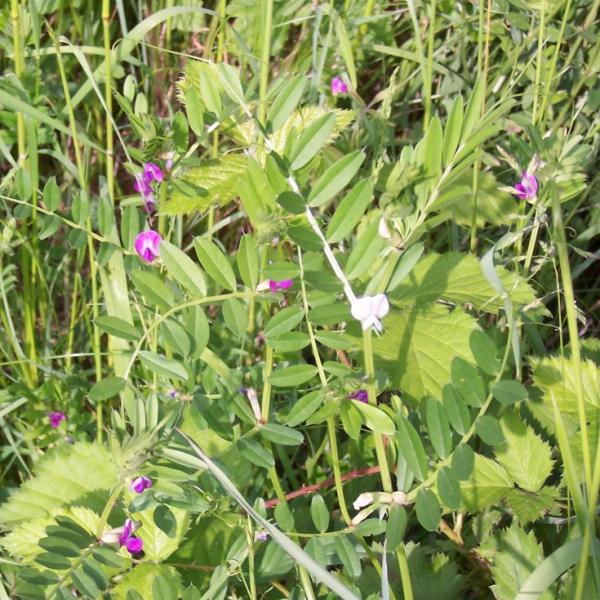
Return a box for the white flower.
[378,217,391,240]
[351,294,390,332]
[353,492,375,511]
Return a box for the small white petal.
[353,492,374,510]
[372,294,390,319]
[351,297,374,321]
[378,217,391,239]
[256,280,271,292]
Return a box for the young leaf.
[326,179,373,242]
[193,238,237,291]
[442,95,464,167]
[160,240,207,297]
[307,150,365,208]
[288,113,336,170]
[268,74,307,132]
[415,489,441,531]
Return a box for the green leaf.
[113,565,183,600]
[95,316,141,342]
[193,238,237,291]
[345,219,387,280]
[186,307,210,358]
[351,400,396,436]
[286,391,323,427]
[72,563,102,597]
[426,397,452,459]
[505,486,559,525]
[415,489,441,531]
[236,234,259,289]
[326,179,373,243]
[442,384,471,434]
[451,357,485,407]
[35,552,71,570]
[491,380,528,406]
[437,467,461,510]
[160,240,207,297]
[154,505,177,538]
[277,191,306,214]
[185,86,204,135]
[38,535,81,557]
[92,547,128,569]
[475,415,505,446]
[390,252,537,315]
[161,319,192,357]
[315,330,353,350]
[494,412,554,492]
[173,110,189,153]
[197,65,222,116]
[139,351,188,380]
[387,243,425,292]
[267,332,310,352]
[386,505,407,552]
[264,306,305,339]
[422,116,443,179]
[268,74,307,132]
[451,444,474,480]
[482,523,548,600]
[289,113,336,170]
[334,536,362,579]
[43,177,60,211]
[308,150,365,207]
[442,95,464,167]
[269,364,318,387]
[333,13,357,88]
[460,454,513,510]
[237,438,274,469]
[462,79,484,139]
[89,376,126,402]
[216,63,246,105]
[222,298,248,337]
[130,270,175,311]
[365,306,479,403]
[310,494,329,533]
[396,416,428,481]
[469,329,501,375]
[260,424,304,446]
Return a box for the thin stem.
[424,0,437,129]
[532,0,546,124]
[258,0,273,126]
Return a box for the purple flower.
[130,476,153,494]
[134,230,162,262]
[143,162,164,184]
[119,518,144,554]
[331,76,348,95]
[167,388,179,398]
[348,389,369,403]
[255,531,269,542]
[48,411,66,428]
[268,279,293,292]
[514,173,538,200]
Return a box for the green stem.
[424,0,437,129]
[258,0,273,126]
[532,0,546,124]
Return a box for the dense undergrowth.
[0,0,600,598]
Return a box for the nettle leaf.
[494,412,554,492]
[363,306,479,403]
[405,543,463,600]
[481,523,551,600]
[113,564,182,600]
[162,155,247,216]
[460,454,513,511]
[0,443,117,527]
[137,503,190,562]
[504,486,559,525]
[391,252,537,314]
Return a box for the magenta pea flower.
[134,163,164,214]
[119,518,143,554]
[134,230,162,262]
[48,411,66,428]
[348,389,369,403]
[331,76,348,95]
[269,279,293,292]
[143,162,164,184]
[514,172,538,200]
[130,476,152,494]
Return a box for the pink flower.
[514,173,538,200]
[268,279,293,292]
[48,411,66,428]
[119,518,143,554]
[134,230,162,262]
[134,163,164,214]
[331,76,348,95]
[143,162,164,183]
[130,476,152,494]
[348,389,369,403]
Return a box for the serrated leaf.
[160,240,207,297]
[193,238,237,291]
[326,179,373,243]
[494,412,554,492]
[139,351,188,380]
[308,150,365,207]
[460,454,513,510]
